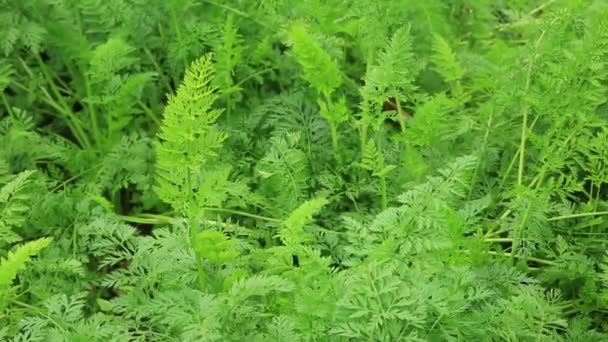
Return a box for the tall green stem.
[33,54,90,148]
[517,29,548,185]
[330,124,339,161]
[380,176,388,210]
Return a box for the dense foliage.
[1,0,608,340]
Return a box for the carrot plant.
[1,0,608,340]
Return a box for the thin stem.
[169,6,187,71]
[517,29,549,185]
[500,116,540,189]
[39,86,89,148]
[501,147,519,189]
[484,225,510,239]
[395,98,407,133]
[481,250,556,266]
[17,57,34,78]
[118,214,247,232]
[34,54,73,115]
[235,68,273,87]
[330,123,339,161]
[138,100,162,126]
[1,93,15,120]
[517,64,533,186]
[83,74,102,147]
[530,0,557,16]
[512,201,533,264]
[143,47,173,95]
[359,121,368,160]
[548,211,608,222]
[484,238,512,243]
[380,176,388,210]
[9,80,30,92]
[468,108,494,199]
[118,208,281,225]
[496,1,556,32]
[182,168,206,291]
[33,54,91,148]
[200,0,269,28]
[117,215,170,225]
[189,216,207,291]
[202,207,281,223]
[11,300,65,331]
[594,183,601,211]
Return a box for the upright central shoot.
[154,55,230,289]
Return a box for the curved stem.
[11,300,65,332]
[118,208,281,225]
[202,207,281,223]
[548,211,608,222]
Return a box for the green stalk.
[83,74,102,147]
[201,207,281,223]
[1,93,15,120]
[11,300,65,331]
[200,0,269,28]
[33,54,73,117]
[517,29,549,186]
[184,170,207,291]
[484,238,512,243]
[380,176,388,210]
[517,64,533,186]
[138,100,162,126]
[236,68,273,87]
[461,250,556,266]
[512,202,533,265]
[33,55,91,148]
[143,47,173,95]
[485,250,556,266]
[499,115,539,189]
[38,86,89,148]
[189,216,207,291]
[359,122,368,160]
[118,208,281,225]
[395,98,407,133]
[330,123,339,160]
[321,95,341,162]
[117,214,171,225]
[73,10,101,149]
[169,6,187,71]
[548,211,608,222]
[468,109,494,199]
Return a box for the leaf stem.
[143,47,173,95]
[118,208,281,225]
[11,300,65,331]
[83,73,102,147]
[1,93,15,120]
[380,176,388,210]
[548,211,608,222]
[477,250,556,266]
[484,238,512,243]
[200,0,269,28]
[517,29,548,185]
[517,64,533,186]
[512,201,533,264]
[202,207,281,223]
[138,100,162,126]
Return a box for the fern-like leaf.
[155,54,229,216]
[288,23,342,98]
[279,197,328,246]
[0,170,36,245]
[431,34,464,84]
[361,25,420,109]
[0,237,52,311]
